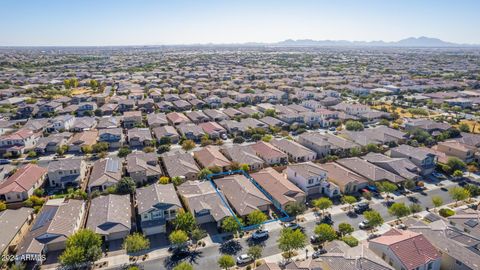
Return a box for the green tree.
[240,163,250,172]
[247,245,263,264]
[123,233,150,254]
[432,196,443,211]
[349,147,362,157]
[403,179,416,190]
[60,229,102,267]
[221,216,242,234]
[217,255,235,270]
[0,201,6,212]
[313,197,332,215]
[453,170,464,178]
[314,223,337,244]
[277,228,307,259]
[159,136,171,145]
[341,195,357,211]
[169,230,189,246]
[118,147,132,157]
[284,201,307,216]
[92,142,109,153]
[364,210,384,229]
[341,235,359,247]
[459,123,470,133]
[81,145,93,154]
[377,181,398,201]
[181,140,196,151]
[345,120,364,131]
[338,222,354,236]
[173,262,194,270]
[197,168,213,179]
[264,109,277,117]
[447,157,466,172]
[116,177,136,194]
[449,186,470,205]
[247,210,268,226]
[158,176,170,185]
[388,202,411,220]
[174,210,196,233]
[409,203,422,213]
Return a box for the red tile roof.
[0,163,47,194]
[370,229,441,270]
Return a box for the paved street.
[107,181,460,270]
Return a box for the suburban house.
[410,218,480,270]
[0,208,33,259]
[404,118,452,136]
[298,132,332,158]
[186,111,210,124]
[68,130,98,152]
[251,141,288,165]
[318,240,394,270]
[98,128,124,149]
[16,199,85,261]
[97,116,121,129]
[194,145,231,171]
[251,167,306,210]
[127,128,153,147]
[162,152,200,180]
[136,183,182,235]
[0,164,47,203]
[123,111,143,129]
[204,109,229,122]
[214,174,271,218]
[152,126,180,144]
[336,157,406,184]
[47,158,87,189]
[363,153,421,181]
[86,194,132,242]
[46,115,75,132]
[389,144,437,176]
[198,121,227,139]
[317,162,369,194]
[88,157,123,192]
[34,132,72,154]
[286,162,340,197]
[270,138,317,163]
[177,124,205,142]
[340,126,407,146]
[221,145,265,171]
[432,140,476,163]
[177,181,232,227]
[369,228,441,270]
[126,152,162,184]
[166,112,191,126]
[0,129,40,156]
[147,113,169,127]
[71,117,97,132]
[307,132,360,157]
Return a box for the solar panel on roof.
[106,158,119,172]
[31,207,56,231]
[465,219,479,228]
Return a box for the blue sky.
[1,0,479,46]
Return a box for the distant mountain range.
[272,37,478,47]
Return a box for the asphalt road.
[118,182,458,270]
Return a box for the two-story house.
[98,128,124,149]
[47,158,86,188]
[136,183,182,235]
[286,162,340,197]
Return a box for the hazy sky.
[1,0,479,46]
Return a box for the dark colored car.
[354,202,370,214]
[311,249,327,258]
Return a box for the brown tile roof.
[0,163,47,194]
[251,167,305,206]
[194,145,231,168]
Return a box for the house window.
[427,262,433,270]
[382,253,386,260]
[308,179,314,185]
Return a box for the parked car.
[353,202,370,214]
[310,235,321,244]
[0,159,11,165]
[251,229,269,239]
[311,249,327,258]
[283,222,300,230]
[359,220,371,230]
[236,254,253,264]
[367,233,380,240]
[432,172,446,179]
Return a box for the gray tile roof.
[86,194,132,235]
[136,183,182,214]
